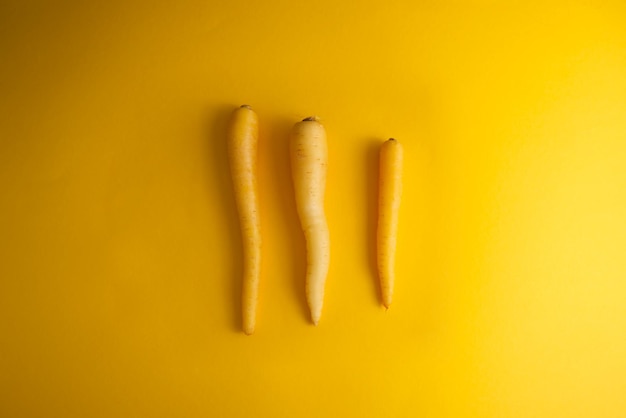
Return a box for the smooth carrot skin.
[377,138,403,309]
[227,105,261,335]
[290,117,329,326]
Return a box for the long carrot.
[227,104,261,335]
[377,138,403,309]
[290,116,330,325]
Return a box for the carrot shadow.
[263,116,310,324]
[205,104,243,333]
[365,139,383,307]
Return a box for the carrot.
[290,116,330,325]
[377,138,403,309]
[227,104,261,335]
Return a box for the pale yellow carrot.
[290,116,329,325]
[227,104,261,335]
[377,138,403,309]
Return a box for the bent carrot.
[377,138,403,309]
[227,104,261,335]
[290,116,330,325]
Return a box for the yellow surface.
[1,1,626,416]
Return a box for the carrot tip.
[243,323,255,335]
[302,116,319,122]
[240,104,252,110]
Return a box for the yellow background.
[1,1,626,417]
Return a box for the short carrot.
[290,116,329,325]
[227,104,261,335]
[377,138,403,309]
